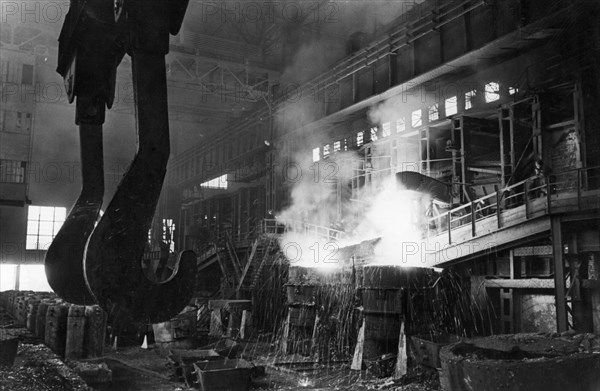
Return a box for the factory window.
[0,160,25,183]
[312,147,320,162]
[484,82,500,103]
[356,131,364,147]
[465,90,476,110]
[0,60,19,83]
[370,127,378,141]
[26,206,66,250]
[201,173,228,189]
[382,122,391,137]
[1,110,32,133]
[21,64,34,85]
[428,104,439,121]
[396,117,405,133]
[323,144,331,157]
[411,109,422,127]
[333,141,341,152]
[509,86,518,95]
[445,96,458,116]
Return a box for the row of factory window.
[0,60,34,85]
[0,109,32,133]
[174,82,515,181]
[313,82,516,162]
[172,128,267,185]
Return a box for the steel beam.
[551,217,568,332]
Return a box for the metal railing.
[425,166,600,244]
[261,219,346,243]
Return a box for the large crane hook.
[45,0,195,323]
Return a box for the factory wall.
[170,0,592,253]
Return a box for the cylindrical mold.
[45,304,69,357]
[65,305,86,360]
[35,300,53,339]
[83,305,107,358]
[26,299,42,332]
[13,295,26,323]
[360,266,407,324]
[362,265,428,288]
[287,267,318,328]
[7,291,17,315]
[440,336,600,391]
[360,265,431,362]
[153,306,199,350]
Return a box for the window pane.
[382,122,391,137]
[39,207,54,221]
[54,208,66,221]
[465,90,476,110]
[39,221,53,236]
[445,96,457,116]
[21,64,34,85]
[37,236,53,250]
[26,235,38,250]
[411,110,422,127]
[312,148,320,162]
[370,127,378,141]
[485,82,500,102]
[28,205,40,219]
[396,118,405,133]
[26,220,39,236]
[53,221,64,234]
[428,104,439,121]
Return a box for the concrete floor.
[0,306,438,391]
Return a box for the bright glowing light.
[200,174,228,189]
[277,154,439,269]
[298,376,314,387]
[19,265,52,291]
[0,265,17,291]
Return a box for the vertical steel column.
[551,217,568,332]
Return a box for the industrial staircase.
[194,230,281,299]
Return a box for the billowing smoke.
[275,149,430,268]
[271,1,435,268]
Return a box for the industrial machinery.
[45,0,196,323]
[396,171,486,230]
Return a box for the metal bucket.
[0,336,19,366]
[192,359,253,391]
